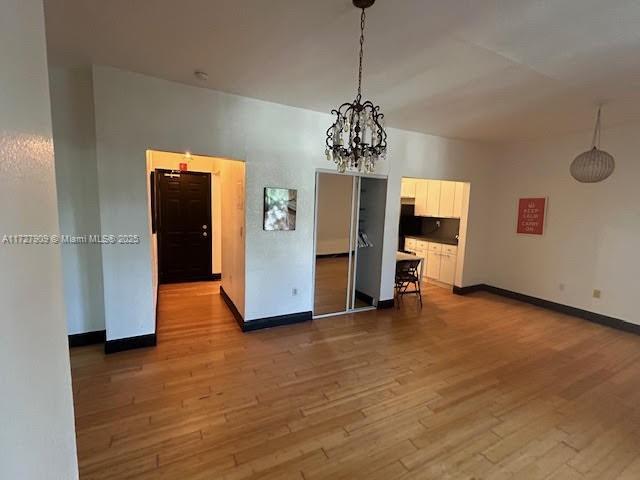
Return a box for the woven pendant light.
[570,107,615,183]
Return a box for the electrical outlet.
[436,220,441,228]
[593,289,601,299]
[292,288,298,296]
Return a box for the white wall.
[48,61,640,343]
[0,0,79,478]
[379,128,498,300]
[87,65,495,335]
[489,123,640,325]
[49,66,105,335]
[220,160,246,316]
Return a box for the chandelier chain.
[591,107,602,148]
[357,8,366,98]
[325,1,386,174]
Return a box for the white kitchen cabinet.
[404,238,457,285]
[405,237,416,250]
[427,242,442,253]
[439,181,456,217]
[426,251,441,279]
[414,180,428,216]
[453,182,464,218]
[406,179,464,219]
[442,244,458,255]
[439,251,457,285]
[426,180,441,217]
[401,178,416,198]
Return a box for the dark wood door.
[157,170,212,283]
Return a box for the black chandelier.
[325,0,388,174]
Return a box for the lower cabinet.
[405,239,458,286]
[425,243,457,286]
[426,251,441,279]
[439,252,457,285]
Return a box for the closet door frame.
[312,169,387,319]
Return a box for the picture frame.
[516,197,548,236]
[263,187,297,231]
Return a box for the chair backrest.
[396,259,421,279]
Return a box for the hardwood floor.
[70,282,640,479]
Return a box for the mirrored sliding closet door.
[313,171,387,318]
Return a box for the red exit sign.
[517,198,546,235]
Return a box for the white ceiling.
[43,0,640,143]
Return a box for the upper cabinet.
[439,181,456,217]
[405,178,466,219]
[414,180,428,216]
[400,178,416,198]
[453,182,465,218]
[425,180,441,217]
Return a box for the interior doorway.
[156,169,212,283]
[146,150,247,334]
[313,171,387,317]
[398,177,470,298]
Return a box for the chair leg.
[416,280,423,308]
[394,285,399,308]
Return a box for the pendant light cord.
[357,8,366,99]
[591,107,602,149]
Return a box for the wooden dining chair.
[394,259,423,308]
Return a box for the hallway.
[70,284,640,479]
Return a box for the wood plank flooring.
[70,282,640,479]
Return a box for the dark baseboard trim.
[355,289,374,307]
[68,330,106,348]
[377,299,395,309]
[242,311,312,332]
[105,334,157,354]
[160,273,221,284]
[316,252,350,259]
[452,284,486,295]
[220,285,311,332]
[454,284,640,336]
[220,285,245,330]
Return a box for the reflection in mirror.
[314,173,354,315]
[354,177,387,309]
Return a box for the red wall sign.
[517,197,546,235]
[179,162,188,171]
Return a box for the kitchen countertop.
[405,235,458,246]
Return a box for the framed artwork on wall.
[516,197,547,235]
[263,187,297,231]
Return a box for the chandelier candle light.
[326,0,388,174]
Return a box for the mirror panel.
[314,173,355,315]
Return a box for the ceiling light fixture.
[325,0,387,174]
[570,107,615,183]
